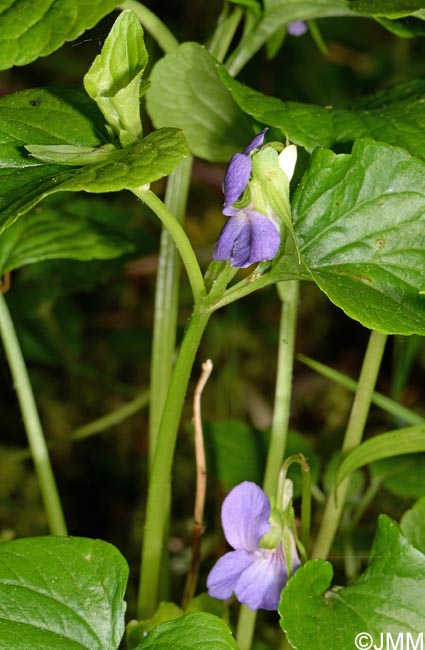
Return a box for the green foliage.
[127,602,184,649]
[0,201,132,274]
[0,0,122,70]
[127,596,228,649]
[0,2,425,648]
[336,425,425,485]
[84,10,148,146]
[0,117,189,233]
[0,536,128,649]
[400,497,425,553]
[349,0,425,16]
[134,612,238,650]
[146,42,253,161]
[279,516,425,649]
[370,455,425,498]
[0,86,108,164]
[293,139,425,334]
[217,70,425,160]
[204,420,266,488]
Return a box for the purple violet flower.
[222,129,267,213]
[213,208,281,269]
[287,21,308,37]
[214,128,281,268]
[207,481,300,611]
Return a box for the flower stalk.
[311,330,387,560]
[138,306,211,618]
[236,280,299,650]
[0,292,67,536]
[148,157,193,469]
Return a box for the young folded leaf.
[84,10,148,146]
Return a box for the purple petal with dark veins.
[235,546,289,611]
[223,152,252,209]
[221,482,271,551]
[206,549,254,600]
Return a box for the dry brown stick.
[0,272,10,294]
[182,359,213,609]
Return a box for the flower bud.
[278,144,297,182]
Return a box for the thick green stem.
[118,0,179,53]
[311,330,387,560]
[133,188,205,306]
[236,280,299,650]
[138,307,211,618]
[0,292,67,536]
[148,158,193,468]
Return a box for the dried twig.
[182,359,213,608]
[0,272,10,294]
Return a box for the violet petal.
[235,547,289,611]
[221,481,271,551]
[223,153,252,209]
[206,549,254,600]
[213,215,246,262]
[213,211,281,268]
[246,211,281,265]
[243,128,268,155]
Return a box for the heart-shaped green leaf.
[280,516,425,650]
[0,536,128,649]
[146,42,254,162]
[0,0,122,70]
[293,139,425,334]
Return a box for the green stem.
[118,0,179,53]
[138,307,211,618]
[297,354,424,426]
[300,456,312,553]
[225,7,355,77]
[236,280,299,650]
[311,330,387,560]
[0,292,67,536]
[148,158,193,468]
[236,604,258,650]
[146,159,193,603]
[208,6,243,63]
[211,273,276,311]
[133,188,205,306]
[263,281,299,497]
[350,477,383,529]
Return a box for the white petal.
[278,144,297,181]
